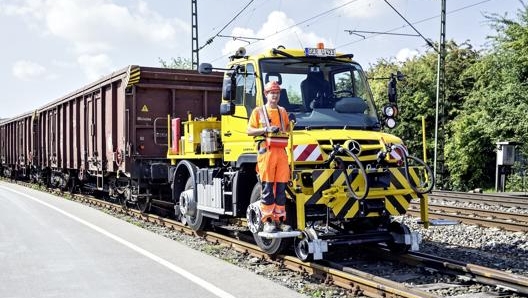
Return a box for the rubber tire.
[249,182,289,256]
[183,177,207,231]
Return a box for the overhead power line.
[198,0,255,51]
[208,0,494,63]
[345,30,420,39]
[211,0,360,62]
[337,0,494,49]
[383,0,437,51]
[217,34,264,44]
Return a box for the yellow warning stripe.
[305,167,419,220]
[126,66,141,88]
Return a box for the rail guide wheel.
[386,221,420,254]
[294,227,328,261]
[179,177,207,230]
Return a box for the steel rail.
[400,251,528,295]
[408,203,528,232]
[431,191,528,209]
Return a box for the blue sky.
[0,0,522,118]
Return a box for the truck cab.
[218,45,384,163]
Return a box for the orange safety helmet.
[264,81,281,94]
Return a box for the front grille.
[318,139,381,159]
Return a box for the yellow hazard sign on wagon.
[141,105,149,112]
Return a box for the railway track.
[74,194,435,297]
[408,203,528,232]
[105,200,528,297]
[407,191,528,232]
[328,250,528,296]
[22,183,525,298]
[3,179,526,297]
[431,191,528,209]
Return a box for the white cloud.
[0,0,45,18]
[43,0,186,54]
[77,54,114,80]
[222,11,331,57]
[396,48,419,62]
[334,0,405,19]
[12,60,46,80]
[1,0,188,79]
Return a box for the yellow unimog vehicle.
[167,44,433,261]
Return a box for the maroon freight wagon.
[0,66,223,210]
[0,111,36,178]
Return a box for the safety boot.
[263,221,278,233]
[278,222,292,232]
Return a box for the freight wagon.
[0,111,35,179]
[0,66,223,212]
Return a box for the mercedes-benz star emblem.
[348,140,361,155]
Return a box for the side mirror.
[222,77,235,101]
[198,63,213,74]
[220,102,236,116]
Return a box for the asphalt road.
[0,181,308,298]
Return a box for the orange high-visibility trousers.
[258,147,289,222]
[257,147,289,182]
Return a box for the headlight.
[382,104,398,117]
[385,118,397,129]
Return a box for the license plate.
[304,47,336,57]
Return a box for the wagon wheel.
[59,173,70,192]
[68,175,77,194]
[136,197,151,213]
[124,180,150,213]
[132,180,151,213]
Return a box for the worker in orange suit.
[247,80,292,233]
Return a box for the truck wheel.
[181,177,207,231]
[249,182,289,255]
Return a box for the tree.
[446,3,528,190]
[367,41,480,169]
[366,3,528,191]
[158,57,192,69]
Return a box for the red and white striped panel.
[293,144,323,161]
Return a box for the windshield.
[259,58,380,130]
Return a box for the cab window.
[234,64,256,116]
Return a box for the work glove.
[265,126,280,133]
